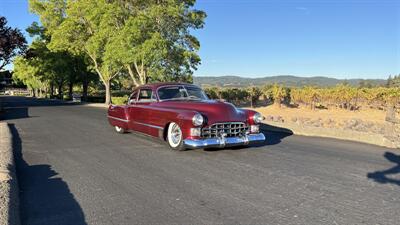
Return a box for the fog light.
[190,128,201,137]
[250,125,259,133]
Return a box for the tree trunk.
[104,79,112,105]
[82,73,88,102]
[50,83,54,99]
[58,83,63,100]
[252,97,257,108]
[126,65,140,87]
[274,99,281,108]
[68,81,73,100]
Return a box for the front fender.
[240,109,258,125]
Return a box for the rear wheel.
[167,122,185,151]
[114,126,126,134]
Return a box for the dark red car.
[107,83,265,150]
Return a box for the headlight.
[253,113,264,124]
[192,113,204,126]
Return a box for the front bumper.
[183,133,265,149]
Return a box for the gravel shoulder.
[0,122,20,225]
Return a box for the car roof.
[137,82,199,90]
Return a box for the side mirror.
[128,99,136,105]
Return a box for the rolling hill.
[193,75,387,87]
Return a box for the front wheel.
[167,122,185,151]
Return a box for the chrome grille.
[201,122,248,138]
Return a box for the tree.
[30,0,119,104]
[261,85,273,104]
[0,16,27,71]
[247,86,262,108]
[383,87,400,123]
[30,0,206,104]
[332,84,357,110]
[13,56,45,97]
[12,20,91,100]
[105,0,206,86]
[271,84,288,107]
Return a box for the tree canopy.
[0,16,27,71]
[13,21,92,99]
[29,0,206,104]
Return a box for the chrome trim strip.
[183,133,265,149]
[108,116,163,130]
[107,116,129,123]
[133,121,164,130]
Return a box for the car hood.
[156,100,248,124]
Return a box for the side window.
[128,91,138,104]
[138,89,154,102]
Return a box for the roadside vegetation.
[204,78,400,110]
[204,79,400,124]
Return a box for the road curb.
[0,97,4,113]
[0,123,20,225]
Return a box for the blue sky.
[1,0,399,79]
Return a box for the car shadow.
[203,123,293,151]
[9,124,88,225]
[367,152,400,186]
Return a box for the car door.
[126,90,141,131]
[130,88,156,134]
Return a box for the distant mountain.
[193,75,387,87]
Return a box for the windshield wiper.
[161,97,186,101]
[187,96,201,100]
[162,96,202,101]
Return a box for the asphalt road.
[1,96,399,225]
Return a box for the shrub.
[112,95,128,105]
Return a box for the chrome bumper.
[183,133,265,149]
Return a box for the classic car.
[107,82,266,150]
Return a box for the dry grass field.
[254,105,398,124]
[251,104,400,148]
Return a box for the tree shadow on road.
[0,107,30,120]
[367,152,400,186]
[0,96,78,121]
[9,124,88,225]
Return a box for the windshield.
[158,85,209,101]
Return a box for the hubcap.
[170,123,182,145]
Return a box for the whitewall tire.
[167,122,185,151]
[114,126,126,134]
